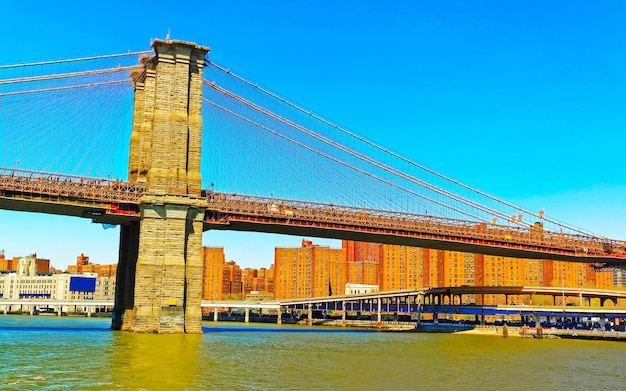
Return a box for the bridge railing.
[206,192,626,258]
[1,171,624,259]
[0,169,145,204]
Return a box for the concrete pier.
[113,40,209,334]
[377,298,382,328]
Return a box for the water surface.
[0,316,624,390]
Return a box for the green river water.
[0,316,624,390]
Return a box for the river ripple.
[0,316,624,390]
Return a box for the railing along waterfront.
[0,168,145,204]
[206,192,626,259]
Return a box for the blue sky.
[0,1,624,270]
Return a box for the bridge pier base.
[112,222,139,331]
[120,203,204,334]
[277,308,282,324]
[213,308,218,322]
[245,308,250,323]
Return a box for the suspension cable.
[0,65,141,85]
[205,80,524,228]
[0,80,133,97]
[203,96,489,223]
[205,60,601,239]
[0,51,153,69]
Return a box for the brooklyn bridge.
[1,39,624,333]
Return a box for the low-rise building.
[0,255,115,306]
[66,254,116,277]
[345,283,379,295]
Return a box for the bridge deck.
[2,170,626,265]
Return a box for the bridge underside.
[0,197,138,226]
[2,194,624,266]
[204,219,626,266]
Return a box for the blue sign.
[69,277,96,292]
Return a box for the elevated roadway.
[2,169,625,265]
[4,288,626,320]
[280,286,626,307]
[0,299,114,307]
[0,299,281,310]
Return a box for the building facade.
[201,247,225,301]
[343,240,619,303]
[274,240,346,300]
[66,254,116,277]
[344,241,380,286]
[0,252,51,274]
[223,261,242,298]
[0,256,115,304]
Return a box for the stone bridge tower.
[113,39,209,333]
